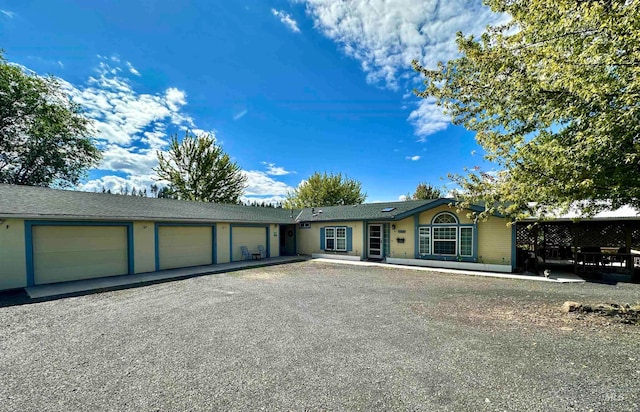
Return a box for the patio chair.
[257,245,267,259]
[240,246,251,260]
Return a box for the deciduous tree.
[155,132,247,203]
[0,52,100,187]
[285,172,366,208]
[414,0,640,219]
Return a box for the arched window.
[432,212,458,225]
[418,212,475,258]
[431,213,458,255]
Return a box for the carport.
[515,218,640,281]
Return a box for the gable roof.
[292,198,467,222]
[0,184,293,223]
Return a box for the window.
[419,227,431,255]
[421,212,475,258]
[336,227,347,250]
[432,212,458,224]
[460,227,473,256]
[325,226,347,251]
[433,226,457,255]
[381,207,396,212]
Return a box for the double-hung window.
[432,226,457,255]
[325,226,347,251]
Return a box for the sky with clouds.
[0,0,506,203]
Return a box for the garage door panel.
[33,226,129,285]
[158,226,212,270]
[231,226,266,261]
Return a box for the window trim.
[325,226,347,252]
[459,226,474,257]
[432,226,458,256]
[432,211,459,225]
[418,227,431,255]
[416,212,476,260]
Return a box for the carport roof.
[0,184,294,223]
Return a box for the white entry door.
[368,224,382,258]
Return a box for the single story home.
[0,184,516,291]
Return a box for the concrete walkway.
[311,258,586,283]
[25,256,309,299]
[25,255,585,300]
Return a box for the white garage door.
[231,226,266,261]
[158,226,213,270]
[33,225,129,285]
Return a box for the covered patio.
[515,218,640,282]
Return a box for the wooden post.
[624,223,635,278]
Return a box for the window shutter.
[320,227,325,250]
[346,227,352,251]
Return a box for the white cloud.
[44,56,200,194]
[165,87,187,112]
[262,162,295,176]
[243,170,294,196]
[190,129,217,139]
[298,0,506,138]
[233,109,248,120]
[398,194,408,201]
[99,144,160,176]
[271,9,301,33]
[407,97,450,139]
[406,155,421,161]
[58,59,193,147]
[0,9,14,18]
[126,61,141,76]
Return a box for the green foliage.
[406,182,444,200]
[155,132,247,203]
[284,171,366,208]
[414,0,640,219]
[0,51,100,187]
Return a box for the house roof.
[293,198,462,222]
[0,184,484,224]
[0,184,294,224]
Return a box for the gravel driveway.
[1,260,639,411]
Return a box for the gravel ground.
[1,260,639,411]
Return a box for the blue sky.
[0,0,505,203]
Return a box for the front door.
[280,224,296,256]
[368,224,382,259]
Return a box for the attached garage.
[231,225,269,261]
[156,224,215,270]
[27,222,133,286]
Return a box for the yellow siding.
[33,225,128,285]
[393,207,512,263]
[478,216,513,265]
[158,226,213,270]
[297,221,363,257]
[133,221,155,273]
[231,226,267,261]
[216,224,230,264]
[0,219,27,289]
[270,224,280,258]
[388,217,415,259]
